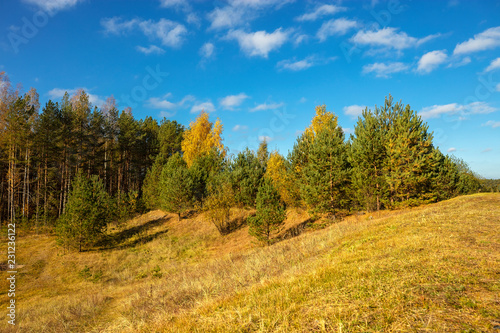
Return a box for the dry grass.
[1,194,499,332]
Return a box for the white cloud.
[299,97,307,103]
[147,95,176,109]
[226,28,289,58]
[101,17,139,35]
[447,147,457,153]
[293,33,309,46]
[453,26,500,55]
[208,0,293,30]
[136,45,165,55]
[259,135,273,142]
[351,27,438,51]
[22,0,83,13]
[101,17,187,48]
[159,0,189,10]
[207,6,246,30]
[186,13,200,26]
[250,102,284,112]
[417,50,448,74]
[485,57,500,72]
[232,124,249,131]
[482,120,500,128]
[138,19,187,48]
[317,18,360,42]
[277,55,336,71]
[419,102,498,120]
[48,87,105,108]
[191,101,215,113]
[342,127,353,134]
[343,105,366,118]
[497,83,500,92]
[220,93,249,110]
[296,4,345,22]
[362,62,409,78]
[482,148,492,153]
[447,56,471,68]
[146,94,195,116]
[199,42,215,59]
[278,58,313,71]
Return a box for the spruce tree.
[248,178,286,245]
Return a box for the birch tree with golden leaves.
[181,111,224,167]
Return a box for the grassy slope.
[1,194,499,332]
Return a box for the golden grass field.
[1,193,499,332]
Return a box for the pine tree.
[248,178,286,245]
[159,153,193,221]
[382,97,438,207]
[349,107,386,211]
[56,174,110,252]
[230,148,265,207]
[300,109,350,214]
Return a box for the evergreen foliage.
[159,153,193,220]
[56,174,111,252]
[300,110,350,214]
[230,148,265,207]
[248,178,286,245]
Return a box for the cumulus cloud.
[277,55,336,71]
[362,62,409,78]
[419,102,498,120]
[482,120,500,128]
[101,17,187,48]
[136,45,165,55]
[453,26,500,55]
[447,147,457,153]
[317,18,360,41]
[343,105,366,118]
[22,0,83,13]
[417,50,448,74]
[226,28,289,58]
[250,102,284,112]
[220,93,249,110]
[191,101,215,113]
[351,27,439,51]
[485,57,500,72]
[296,4,345,21]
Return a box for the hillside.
[1,194,499,332]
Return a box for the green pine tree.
[349,107,386,211]
[56,174,111,252]
[301,115,350,214]
[159,153,193,221]
[248,178,286,245]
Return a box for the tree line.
[0,72,483,248]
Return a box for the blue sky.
[1,0,500,178]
